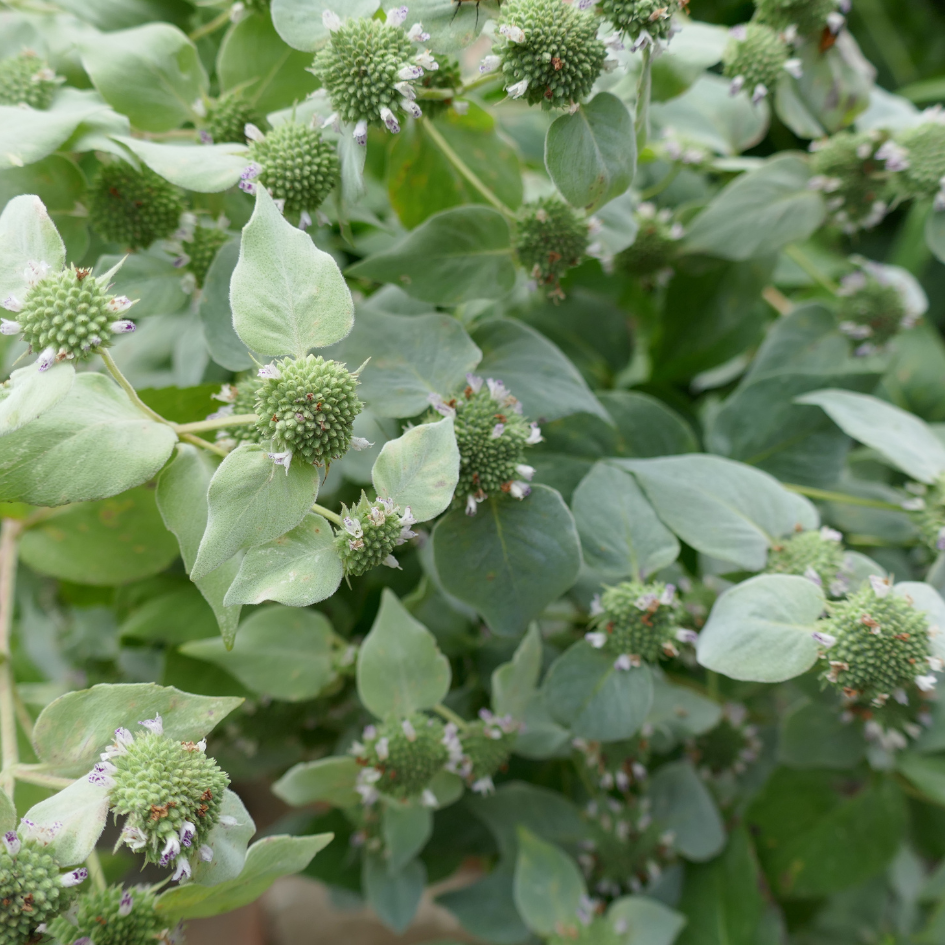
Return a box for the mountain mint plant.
[5,0,945,942]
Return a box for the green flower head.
[722,22,796,104]
[0,50,62,109]
[514,197,589,295]
[47,884,170,945]
[754,0,844,36]
[766,526,851,597]
[889,112,945,206]
[334,492,417,577]
[615,201,684,280]
[597,0,684,44]
[202,89,261,145]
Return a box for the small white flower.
[589,594,604,617]
[88,761,116,787]
[904,496,930,511]
[322,112,342,133]
[428,392,456,418]
[383,554,402,569]
[783,58,803,79]
[120,825,147,851]
[515,464,536,481]
[415,51,438,71]
[472,776,495,795]
[402,99,422,119]
[199,845,214,862]
[2,295,22,313]
[466,494,479,516]
[268,450,293,474]
[387,5,408,27]
[479,54,502,74]
[322,10,342,31]
[729,24,748,40]
[876,140,910,172]
[729,75,745,96]
[160,837,181,866]
[394,81,416,100]
[499,24,526,43]
[107,294,135,314]
[60,869,88,888]
[660,584,676,605]
[119,890,134,917]
[820,526,843,542]
[257,362,281,380]
[614,654,634,671]
[139,714,164,735]
[406,22,430,42]
[0,318,21,334]
[630,29,653,52]
[585,632,607,648]
[917,674,937,692]
[491,422,505,439]
[356,784,379,805]
[869,574,892,598]
[509,480,531,499]
[380,106,401,133]
[421,789,438,808]
[2,831,20,855]
[401,719,417,742]
[37,346,57,372]
[751,83,768,105]
[812,631,836,648]
[375,737,390,760]
[244,123,266,143]
[526,422,542,445]
[172,857,192,882]
[676,629,698,645]
[24,260,50,287]
[354,119,369,146]
[109,320,136,334]
[350,436,374,451]
[343,516,363,539]
[803,566,823,587]
[179,822,197,847]
[398,64,424,81]
[220,816,239,827]
[466,373,484,393]
[506,79,529,99]
[400,507,416,527]
[929,656,944,671]
[826,10,845,32]
[299,210,313,231]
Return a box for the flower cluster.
[242,120,339,221]
[47,884,171,945]
[765,526,851,597]
[0,832,86,945]
[94,715,230,879]
[812,576,941,709]
[904,476,945,554]
[170,213,230,289]
[87,162,186,250]
[722,22,800,105]
[352,713,449,804]
[311,7,434,144]
[253,355,364,471]
[835,259,923,354]
[754,0,844,36]
[1,262,135,370]
[887,108,945,208]
[485,0,608,109]
[597,0,684,48]
[615,202,684,282]
[334,493,417,577]
[212,377,265,447]
[808,130,893,233]
[587,581,694,667]
[0,50,62,109]
[448,710,523,795]
[431,374,540,515]
[687,703,761,780]
[201,89,260,145]
[514,197,589,295]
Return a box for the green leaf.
[616,454,818,571]
[513,827,586,936]
[778,699,866,770]
[573,462,680,582]
[492,624,543,720]
[326,308,482,419]
[897,753,945,806]
[608,896,687,945]
[649,760,726,862]
[543,642,653,742]
[191,444,321,581]
[675,826,764,945]
[32,682,242,775]
[598,391,698,457]
[156,444,242,646]
[545,92,636,213]
[372,417,459,523]
[437,862,529,944]
[223,513,343,607]
[646,676,722,748]
[0,373,177,507]
[112,136,248,193]
[926,208,945,265]
[0,787,13,833]
[231,186,354,358]
[96,249,188,319]
[199,238,253,372]
[0,100,106,172]
[893,581,945,663]
[180,605,338,701]
[796,389,945,483]
[683,154,825,260]
[0,194,65,302]
[217,12,319,114]
[357,588,451,719]
[120,584,219,646]
[0,361,74,436]
[19,777,110,867]
[156,834,333,920]
[80,24,207,132]
[362,855,426,934]
[272,756,360,809]
[19,485,179,585]
[271,0,378,51]
[0,155,86,219]
[383,802,433,873]
[472,318,610,423]
[191,790,256,886]
[696,574,825,683]
[432,485,582,636]
[346,206,515,306]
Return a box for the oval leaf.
[0,361,74,436]
[513,827,586,936]
[113,136,248,193]
[0,193,64,311]
[273,756,360,808]
[649,760,725,862]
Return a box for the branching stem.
[99,349,170,425]
[175,414,257,434]
[0,519,23,800]
[12,767,73,790]
[782,483,904,512]
[311,503,343,526]
[433,703,468,729]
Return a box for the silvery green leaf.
[0,194,65,301]
[272,756,360,809]
[382,802,433,874]
[199,238,253,372]
[607,896,687,945]
[0,361,74,436]
[513,828,586,936]
[112,136,248,193]
[649,760,725,862]
[372,417,459,523]
[893,581,945,663]
[492,624,543,721]
[271,0,379,52]
[190,789,256,886]
[696,574,825,683]
[231,186,354,358]
[362,855,426,934]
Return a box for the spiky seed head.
[0,51,61,109]
[515,197,589,293]
[334,492,412,577]
[357,713,448,798]
[754,0,839,36]
[181,225,229,288]
[247,121,339,218]
[591,580,683,664]
[766,528,849,595]
[836,268,910,348]
[892,120,945,199]
[416,54,462,119]
[598,0,683,41]
[0,840,73,945]
[910,475,945,554]
[460,720,517,781]
[496,0,607,109]
[254,355,362,464]
[689,704,762,778]
[217,376,265,446]
[616,205,682,278]
[87,163,185,250]
[204,90,261,144]
[47,885,168,945]
[722,22,789,95]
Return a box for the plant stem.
[13,688,33,740]
[189,6,232,42]
[86,849,107,892]
[179,433,230,458]
[0,519,23,800]
[460,72,503,96]
[311,503,343,526]
[782,483,904,512]
[635,45,652,152]
[12,767,73,790]
[783,244,839,294]
[639,165,680,200]
[762,285,793,315]
[99,350,170,425]
[422,118,514,219]
[175,414,257,434]
[433,703,468,729]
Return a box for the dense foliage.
[2,0,945,942]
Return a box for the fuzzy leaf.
[0,361,74,436]
[113,136,248,192]
[513,828,586,936]
[272,756,360,809]
[19,777,110,867]
[0,194,64,309]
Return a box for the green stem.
[175,414,257,434]
[311,503,343,526]
[635,45,652,152]
[86,849,107,892]
[782,483,904,512]
[179,432,230,458]
[189,6,232,42]
[783,244,839,294]
[98,350,170,425]
[0,520,23,800]
[706,670,720,702]
[12,767,73,790]
[422,118,514,219]
[639,164,681,200]
[433,703,468,729]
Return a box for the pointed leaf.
[0,194,64,307]
[273,756,360,809]
[0,362,74,436]
[492,624,543,720]
[608,896,686,945]
[382,803,433,873]
[513,828,586,936]
[113,136,248,193]
[649,760,725,862]
[20,776,110,867]
[362,855,426,934]
[190,790,256,886]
